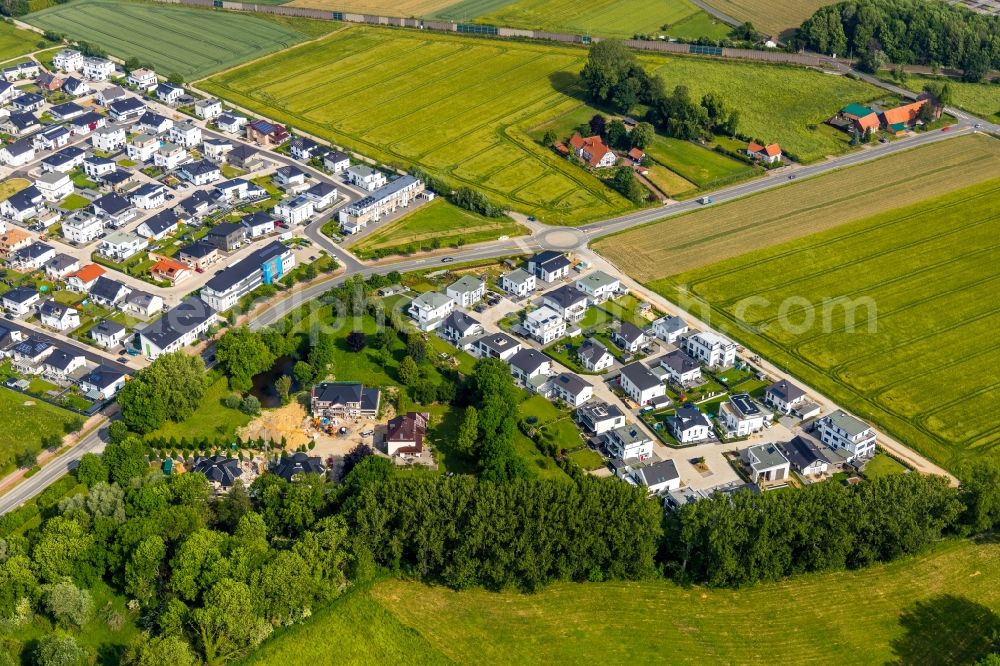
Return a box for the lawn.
[644,135,758,189]
[700,0,834,39]
[25,0,336,80]
[0,387,79,475]
[0,177,30,201]
[244,539,1000,665]
[471,0,731,40]
[201,25,878,223]
[566,446,603,470]
[58,193,91,210]
[594,134,1000,281]
[351,198,528,258]
[0,20,47,63]
[654,176,1000,472]
[144,375,252,443]
[897,74,1000,124]
[864,452,908,479]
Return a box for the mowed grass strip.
[0,20,47,62]
[593,134,1000,281]
[655,175,1000,471]
[700,0,834,38]
[25,0,328,80]
[287,0,457,15]
[645,135,757,188]
[0,387,79,474]
[351,198,528,257]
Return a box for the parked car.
[441,257,454,263]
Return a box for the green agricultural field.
[645,135,757,188]
[350,198,528,258]
[0,387,79,474]
[25,0,335,80]
[655,177,1000,471]
[701,0,834,38]
[471,0,732,40]
[0,20,46,62]
[244,539,1000,665]
[203,26,878,223]
[898,74,1000,124]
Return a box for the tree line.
[796,0,1000,81]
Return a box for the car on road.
[941,126,950,132]
[116,357,128,363]
[527,216,536,222]
[308,255,316,261]
[974,123,982,129]
[441,257,454,263]
[788,174,797,179]
[878,137,888,144]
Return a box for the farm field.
[472,0,732,40]
[897,74,1000,124]
[0,20,46,62]
[0,386,79,475]
[287,0,456,14]
[645,135,757,188]
[593,133,1000,280]
[244,539,1000,664]
[350,199,528,258]
[203,26,879,223]
[700,0,834,38]
[655,176,1000,471]
[25,0,336,80]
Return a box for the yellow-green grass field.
[472,0,732,40]
[701,0,834,38]
[25,0,337,80]
[0,20,46,62]
[645,135,758,188]
[287,0,457,15]
[144,376,251,443]
[203,26,878,223]
[0,387,79,474]
[350,198,528,258]
[0,177,30,201]
[593,134,1000,280]
[242,539,1000,665]
[898,74,1000,124]
[654,176,1000,471]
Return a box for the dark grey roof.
[729,393,761,418]
[180,159,219,177]
[46,253,78,272]
[179,240,216,258]
[228,144,257,161]
[102,170,132,185]
[273,451,324,481]
[178,189,214,214]
[44,348,81,371]
[89,275,129,302]
[80,365,125,389]
[552,371,589,396]
[3,286,37,304]
[207,221,243,238]
[276,164,306,180]
[64,76,86,91]
[109,97,144,113]
[670,405,711,431]
[578,337,610,363]
[156,82,183,96]
[18,242,54,260]
[91,319,125,337]
[476,332,519,354]
[93,192,131,215]
[39,299,72,318]
[132,183,164,198]
[619,362,661,391]
[126,289,158,309]
[443,310,479,335]
[192,455,242,487]
[5,185,42,211]
[13,92,42,106]
[140,298,215,349]
[6,139,32,157]
[50,101,84,117]
[660,349,699,375]
[577,400,623,423]
[312,382,379,412]
[138,111,169,127]
[12,337,50,358]
[634,459,679,488]
[6,112,37,130]
[509,348,548,374]
[100,85,126,100]
[241,211,274,228]
[306,181,336,197]
[84,155,114,167]
[71,111,105,127]
[203,241,286,293]
[778,434,833,471]
[543,284,587,309]
[325,150,349,163]
[655,314,687,334]
[531,250,571,272]
[615,321,645,344]
[767,380,805,403]
[140,210,177,235]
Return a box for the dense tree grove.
[797,0,1000,81]
[116,353,206,434]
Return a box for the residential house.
[245,118,288,146]
[127,68,157,91]
[683,331,737,368]
[336,175,422,233]
[527,250,571,283]
[154,143,186,171]
[835,103,880,135]
[10,242,56,271]
[130,183,166,210]
[98,231,148,261]
[202,137,233,162]
[604,423,653,461]
[123,290,163,318]
[66,263,105,292]
[191,456,243,490]
[33,125,71,151]
[1,287,39,316]
[509,348,551,391]
[345,164,387,191]
[199,241,294,311]
[764,379,807,415]
[577,337,613,372]
[136,210,179,241]
[746,142,782,164]
[384,412,429,457]
[126,134,160,162]
[659,349,702,386]
[226,144,261,170]
[138,298,217,359]
[0,228,31,255]
[0,139,34,167]
[150,257,192,284]
[155,81,184,104]
[576,400,625,435]
[90,319,127,349]
[91,124,127,153]
[408,291,455,331]
[0,80,15,104]
[523,305,566,344]
[38,299,79,331]
[178,240,220,270]
[310,382,381,419]
[44,253,79,280]
[718,393,770,437]
[137,111,173,136]
[575,271,621,304]
[194,98,223,120]
[241,211,275,239]
[273,195,314,225]
[83,155,116,179]
[178,159,220,186]
[169,121,202,149]
[474,332,521,361]
[290,137,326,162]
[324,151,350,173]
[92,192,136,227]
[667,405,712,444]
[2,61,38,81]
[880,99,930,134]
[634,460,681,494]
[41,348,86,382]
[62,76,89,97]
[41,148,84,173]
[815,410,876,461]
[53,49,84,72]
[205,222,246,252]
[303,181,337,210]
[618,362,665,406]
[272,452,324,481]
[611,321,647,354]
[49,101,85,121]
[9,337,53,374]
[96,85,127,107]
[627,147,645,164]
[501,268,535,297]
[549,371,593,407]
[742,443,790,484]
[89,275,131,307]
[440,310,482,347]
[216,113,246,134]
[82,57,115,81]
[12,93,44,112]
[1,112,39,136]
[445,275,485,308]
[108,97,146,122]
[778,433,843,477]
[542,284,588,322]
[62,212,104,244]
[0,185,43,221]
[569,133,616,168]
[214,178,250,203]
[79,365,126,400]
[652,314,688,344]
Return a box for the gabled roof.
[241,211,274,228]
[90,275,129,301]
[660,349,699,375]
[578,337,611,363]
[39,298,74,319]
[4,185,42,211]
[385,412,429,453]
[312,382,380,412]
[273,451,324,481]
[80,365,125,389]
[91,319,125,338]
[552,371,589,396]
[177,189,214,214]
[68,263,105,283]
[139,298,216,350]
[881,99,927,126]
[443,310,480,335]
[92,192,131,215]
[509,348,549,374]
[109,97,144,112]
[634,459,679,488]
[619,362,661,391]
[6,112,38,130]
[615,321,645,344]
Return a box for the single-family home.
[303,181,337,210]
[198,241,294,311]
[98,231,148,261]
[652,314,689,344]
[246,118,288,146]
[191,455,243,490]
[408,291,455,331]
[528,250,571,283]
[549,371,593,407]
[576,400,625,434]
[446,275,485,308]
[0,80,16,104]
[66,263,105,292]
[96,85,127,107]
[336,175,423,233]
[764,379,807,415]
[127,68,157,91]
[33,71,60,91]
[474,332,521,361]
[577,337,613,372]
[41,348,86,382]
[126,134,160,162]
[659,349,702,386]
[83,57,115,81]
[108,97,145,121]
[272,451,325,481]
[169,121,202,149]
[194,98,223,120]
[214,178,250,203]
[53,49,84,72]
[611,321,647,354]
[226,143,262,171]
[718,393,770,437]
[683,331,737,368]
[542,284,588,321]
[384,411,430,457]
[205,222,245,252]
[0,227,31,255]
[345,164,387,191]
[123,290,164,318]
[178,240,220,270]
[311,382,381,419]
[523,305,566,344]
[154,142,186,170]
[38,299,80,331]
[668,405,712,444]
[178,159,220,186]
[90,319,127,350]
[138,298,218,359]
[137,111,173,136]
[33,125,71,152]
[880,99,930,135]
[136,210,179,241]
[202,137,233,162]
[440,310,482,347]
[0,185,43,221]
[2,61,38,81]
[815,410,876,461]
[41,147,84,173]
[10,242,56,271]
[216,112,246,134]
[130,183,166,210]
[9,337,53,374]
[1,287,39,316]
[742,443,790,484]
[603,423,653,461]
[92,192,136,227]
[44,253,79,280]
[273,195,314,225]
[575,271,621,304]
[79,365,127,400]
[12,92,44,112]
[62,76,90,97]
[835,103,880,135]
[778,434,844,477]
[324,150,350,173]
[747,142,782,164]
[509,348,551,390]
[290,137,326,161]
[569,133,617,168]
[83,155,117,179]
[241,211,275,239]
[634,460,681,494]
[150,257,192,284]
[155,81,184,104]
[89,275,131,307]
[70,113,106,137]
[501,268,535,297]
[0,139,34,167]
[49,101,85,121]
[1,112,39,136]
[91,124,127,153]
[62,212,104,244]
[618,362,665,406]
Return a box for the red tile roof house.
[384,411,430,457]
[838,103,881,135]
[880,99,932,135]
[627,147,645,163]
[569,133,617,168]
[746,142,783,164]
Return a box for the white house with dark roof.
[618,362,665,406]
[324,151,350,173]
[127,134,159,162]
[34,171,73,203]
[501,268,535,297]
[633,459,680,494]
[652,315,689,344]
[474,332,521,361]
[668,406,712,443]
[41,348,86,382]
[577,338,613,372]
[216,113,246,134]
[575,271,621,304]
[576,400,625,434]
[764,379,807,415]
[156,81,184,104]
[611,321,647,354]
[136,210,179,241]
[446,275,485,308]
[523,305,566,344]
[90,319,127,349]
[604,422,653,462]
[304,182,337,209]
[274,195,314,225]
[718,393,771,437]
[89,276,131,307]
[130,183,166,210]
[441,310,482,348]
[139,299,218,359]
[659,349,702,386]
[1,185,43,221]
[742,443,790,484]
[683,331,737,368]
[97,85,127,106]
[137,111,172,135]
[33,125,71,152]
[10,242,55,271]
[778,433,844,477]
[38,299,79,331]
[542,284,588,321]
[83,155,116,179]
[528,250,571,283]
[408,291,455,332]
[815,410,876,461]
[79,365,126,400]
[508,348,551,390]
[92,193,136,227]
[548,371,592,407]
[178,159,220,186]
[91,124,126,153]
[170,121,202,149]
[311,382,381,419]
[2,287,39,316]
[62,212,104,244]
[124,290,164,318]
[44,253,80,280]
[194,98,223,120]
[0,139,34,167]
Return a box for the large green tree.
[118,353,205,433]
[216,327,276,393]
[192,579,272,664]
